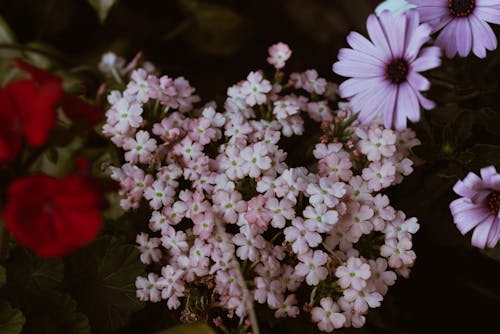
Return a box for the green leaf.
[4,248,64,294]
[0,16,16,43]
[87,0,118,23]
[0,301,25,334]
[0,265,5,288]
[154,323,216,334]
[467,144,500,170]
[21,291,90,334]
[65,235,146,332]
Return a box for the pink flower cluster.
[102,43,420,332]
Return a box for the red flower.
[0,79,62,162]
[16,60,102,126]
[3,174,102,257]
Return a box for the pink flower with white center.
[274,294,299,318]
[240,142,272,178]
[372,194,396,231]
[147,74,177,106]
[336,257,371,290]
[301,69,327,95]
[173,137,203,161]
[362,161,397,192]
[307,101,333,122]
[110,97,143,132]
[307,177,346,208]
[245,195,272,229]
[338,298,366,328]
[380,237,416,269]
[267,42,292,69]
[295,250,329,285]
[157,265,185,308]
[188,118,217,145]
[344,201,374,242]
[192,212,215,240]
[213,190,247,224]
[152,118,181,143]
[149,211,175,233]
[311,297,346,332]
[240,71,272,106]
[276,168,309,202]
[256,175,279,197]
[303,204,339,233]
[123,130,157,164]
[125,68,150,103]
[183,154,209,181]
[184,190,210,218]
[284,217,322,255]
[173,77,200,112]
[157,163,182,185]
[279,114,304,137]
[313,142,344,159]
[318,153,353,182]
[136,273,162,302]
[210,250,235,275]
[218,146,245,180]
[396,128,421,154]
[164,203,185,225]
[177,254,209,282]
[233,229,267,261]
[189,238,212,268]
[347,176,373,203]
[367,258,397,296]
[343,289,383,313]
[136,233,162,264]
[224,113,253,138]
[385,212,420,239]
[202,106,225,127]
[356,127,397,162]
[325,223,353,251]
[281,265,302,291]
[266,197,295,228]
[161,230,189,255]
[215,269,242,297]
[214,173,236,192]
[273,97,300,119]
[254,277,282,309]
[192,171,216,193]
[144,180,175,210]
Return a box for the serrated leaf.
[65,235,145,332]
[21,291,90,334]
[0,265,5,288]
[0,301,25,334]
[87,0,118,23]
[0,16,16,43]
[154,323,216,334]
[4,248,64,294]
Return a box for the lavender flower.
[450,166,500,248]
[333,10,441,130]
[409,0,500,58]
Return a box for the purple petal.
[469,14,498,58]
[450,199,491,234]
[346,31,387,62]
[405,22,432,61]
[337,48,384,67]
[453,179,478,198]
[412,46,442,72]
[333,60,384,78]
[358,81,394,124]
[397,83,420,127]
[382,85,398,129]
[338,77,385,98]
[455,19,473,57]
[486,217,500,248]
[471,215,495,248]
[414,90,435,110]
[366,13,393,58]
[407,71,431,91]
[475,6,500,24]
[436,19,460,58]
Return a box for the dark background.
[1,0,499,333]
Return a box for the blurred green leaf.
[0,265,5,288]
[154,323,216,334]
[467,144,500,169]
[88,0,118,23]
[0,300,25,334]
[65,235,145,332]
[0,16,16,43]
[21,291,90,334]
[4,248,64,294]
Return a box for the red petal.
[61,94,102,125]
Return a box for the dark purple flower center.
[385,58,409,85]
[448,0,475,17]
[487,191,500,214]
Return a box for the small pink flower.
[123,130,157,164]
[303,204,339,233]
[380,237,416,269]
[266,197,295,228]
[311,297,346,332]
[136,273,162,302]
[240,142,272,178]
[335,257,371,290]
[267,42,292,69]
[284,217,322,255]
[136,232,162,264]
[295,250,329,285]
[240,71,272,106]
[362,161,396,191]
[245,195,272,228]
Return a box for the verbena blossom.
[332,10,442,130]
[409,0,500,58]
[101,43,420,333]
[450,166,500,248]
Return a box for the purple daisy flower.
[409,0,500,58]
[332,11,441,130]
[450,166,500,249]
